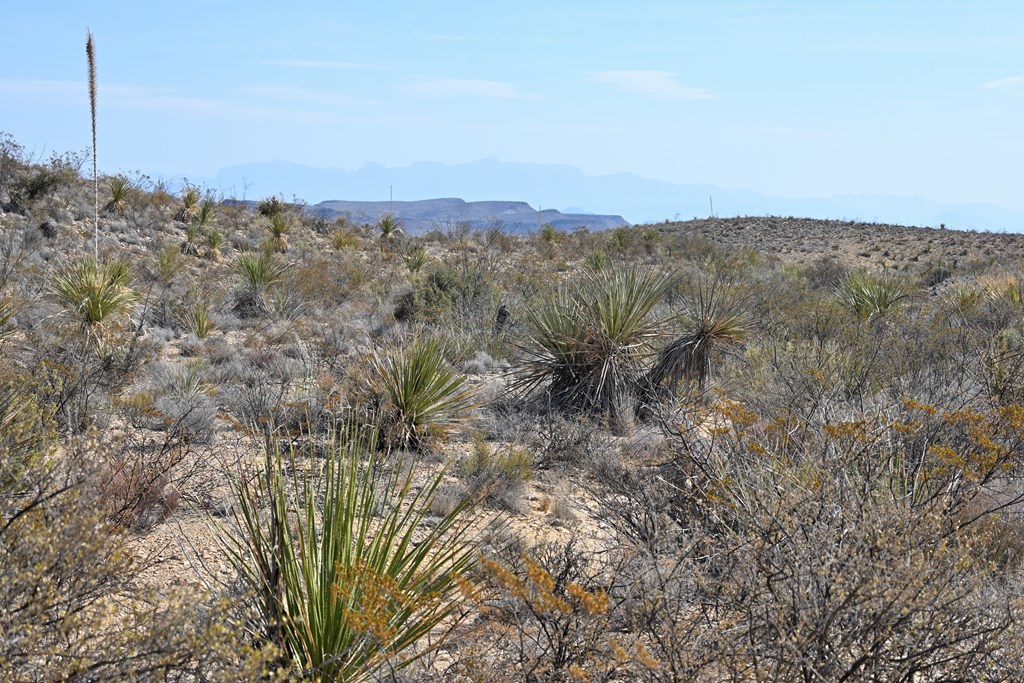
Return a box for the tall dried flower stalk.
[86,30,98,259]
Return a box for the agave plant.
[102,175,132,217]
[49,256,137,340]
[220,430,479,681]
[372,337,476,451]
[513,265,675,434]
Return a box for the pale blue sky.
[2,1,1023,207]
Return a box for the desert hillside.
[655,215,1024,270]
[3,139,1024,681]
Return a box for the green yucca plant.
[154,242,183,284]
[196,197,217,229]
[180,224,200,256]
[376,213,403,244]
[180,300,215,339]
[267,213,291,253]
[220,430,479,681]
[234,250,288,295]
[174,186,200,223]
[837,270,909,319]
[103,175,131,217]
[647,279,753,394]
[205,227,226,262]
[513,264,675,434]
[0,298,12,340]
[584,249,609,272]
[372,337,476,451]
[539,222,559,246]
[401,244,428,274]
[49,256,137,339]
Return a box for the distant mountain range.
[312,198,627,234]
[209,159,1024,232]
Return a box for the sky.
[2,1,1024,209]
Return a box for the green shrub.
[330,228,362,251]
[459,436,533,511]
[393,263,492,324]
[256,195,285,218]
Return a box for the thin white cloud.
[0,78,175,104]
[591,70,716,101]
[0,78,330,122]
[235,84,379,106]
[981,76,1024,94]
[405,78,541,100]
[261,59,379,70]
